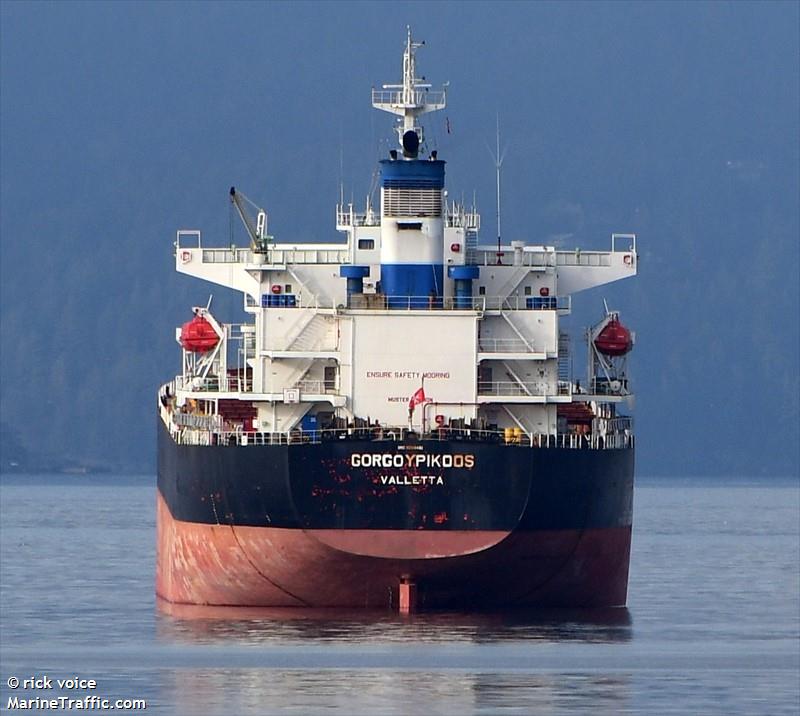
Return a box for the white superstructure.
[163,31,637,447]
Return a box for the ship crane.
[229,186,270,252]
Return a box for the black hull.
[156,419,634,607]
[157,419,634,533]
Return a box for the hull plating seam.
[227,523,311,607]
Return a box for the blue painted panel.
[453,279,474,309]
[300,414,318,432]
[526,297,557,310]
[345,277,364,295]
[340,265,370,278]
[262,294,297,307]
[380,159,445,189]
[448,265,480,280]
[380,263,444,308]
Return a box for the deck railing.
[160,410,633,450]
[478,381,549,396]
[478,338,537,353]
[336,204,479,230]
[471,250,556,267]
[342,295,570,312]
[476,381,572,397]
[371,88,446,107]
[294,379,337,394]
[555,252,612,267]
[200,247,349,265]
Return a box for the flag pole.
[408,377,429,433]
[420,376,426,434]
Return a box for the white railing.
[371,89,446,108]
[174,373,252,393]
[343,295,569,312]
[294,379,337,394]
[176,229,201,247]
[228,323,256,353]
[478,381,550,396]
[173,412,223,430]
[445,209,480,230]
[335,205,479,231]
[556,251,612,267]
[201,248,251,263]
[471,250,555,267]
[158,380,632,451]
[593,416,633,435]
[336,205,380,228]
[493,295,570,312]
[478,338,534,353]
[557,380,573,396]
[171,372,338,396]
[269,248,349,265]
[478,295,569,312]
[250,294,337,310]
[590,377,630,396]
[199,247,349,265]
[165,422,633,450]
[611,233,637,253]
[477,380,572,397]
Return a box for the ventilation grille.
[382,188,442,217]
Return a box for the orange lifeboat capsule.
[594,318,632,356]
[180,315,219,353]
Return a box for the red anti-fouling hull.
[156,492,631,608]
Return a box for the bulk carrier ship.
[157,31,638,610]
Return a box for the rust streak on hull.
[156,492,631,608]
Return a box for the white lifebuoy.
[180,250,192,264]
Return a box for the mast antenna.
[372,27,447,155]
[488,113,507,264]
[339,127,344,206]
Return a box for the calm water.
[1,475,798,715]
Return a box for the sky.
[1,0,798,477]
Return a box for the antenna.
[339,127,344,207]
[487,113,507,264]
[372,27,446,154]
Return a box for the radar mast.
[372,27,447,154]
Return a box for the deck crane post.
[229,186,271,252]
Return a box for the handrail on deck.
[199,247,350,265]
[163,419,633,451]
[342,295,569,312]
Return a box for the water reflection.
[156,598,632,646]
[155,668,632,716]
[155,600,634,713]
